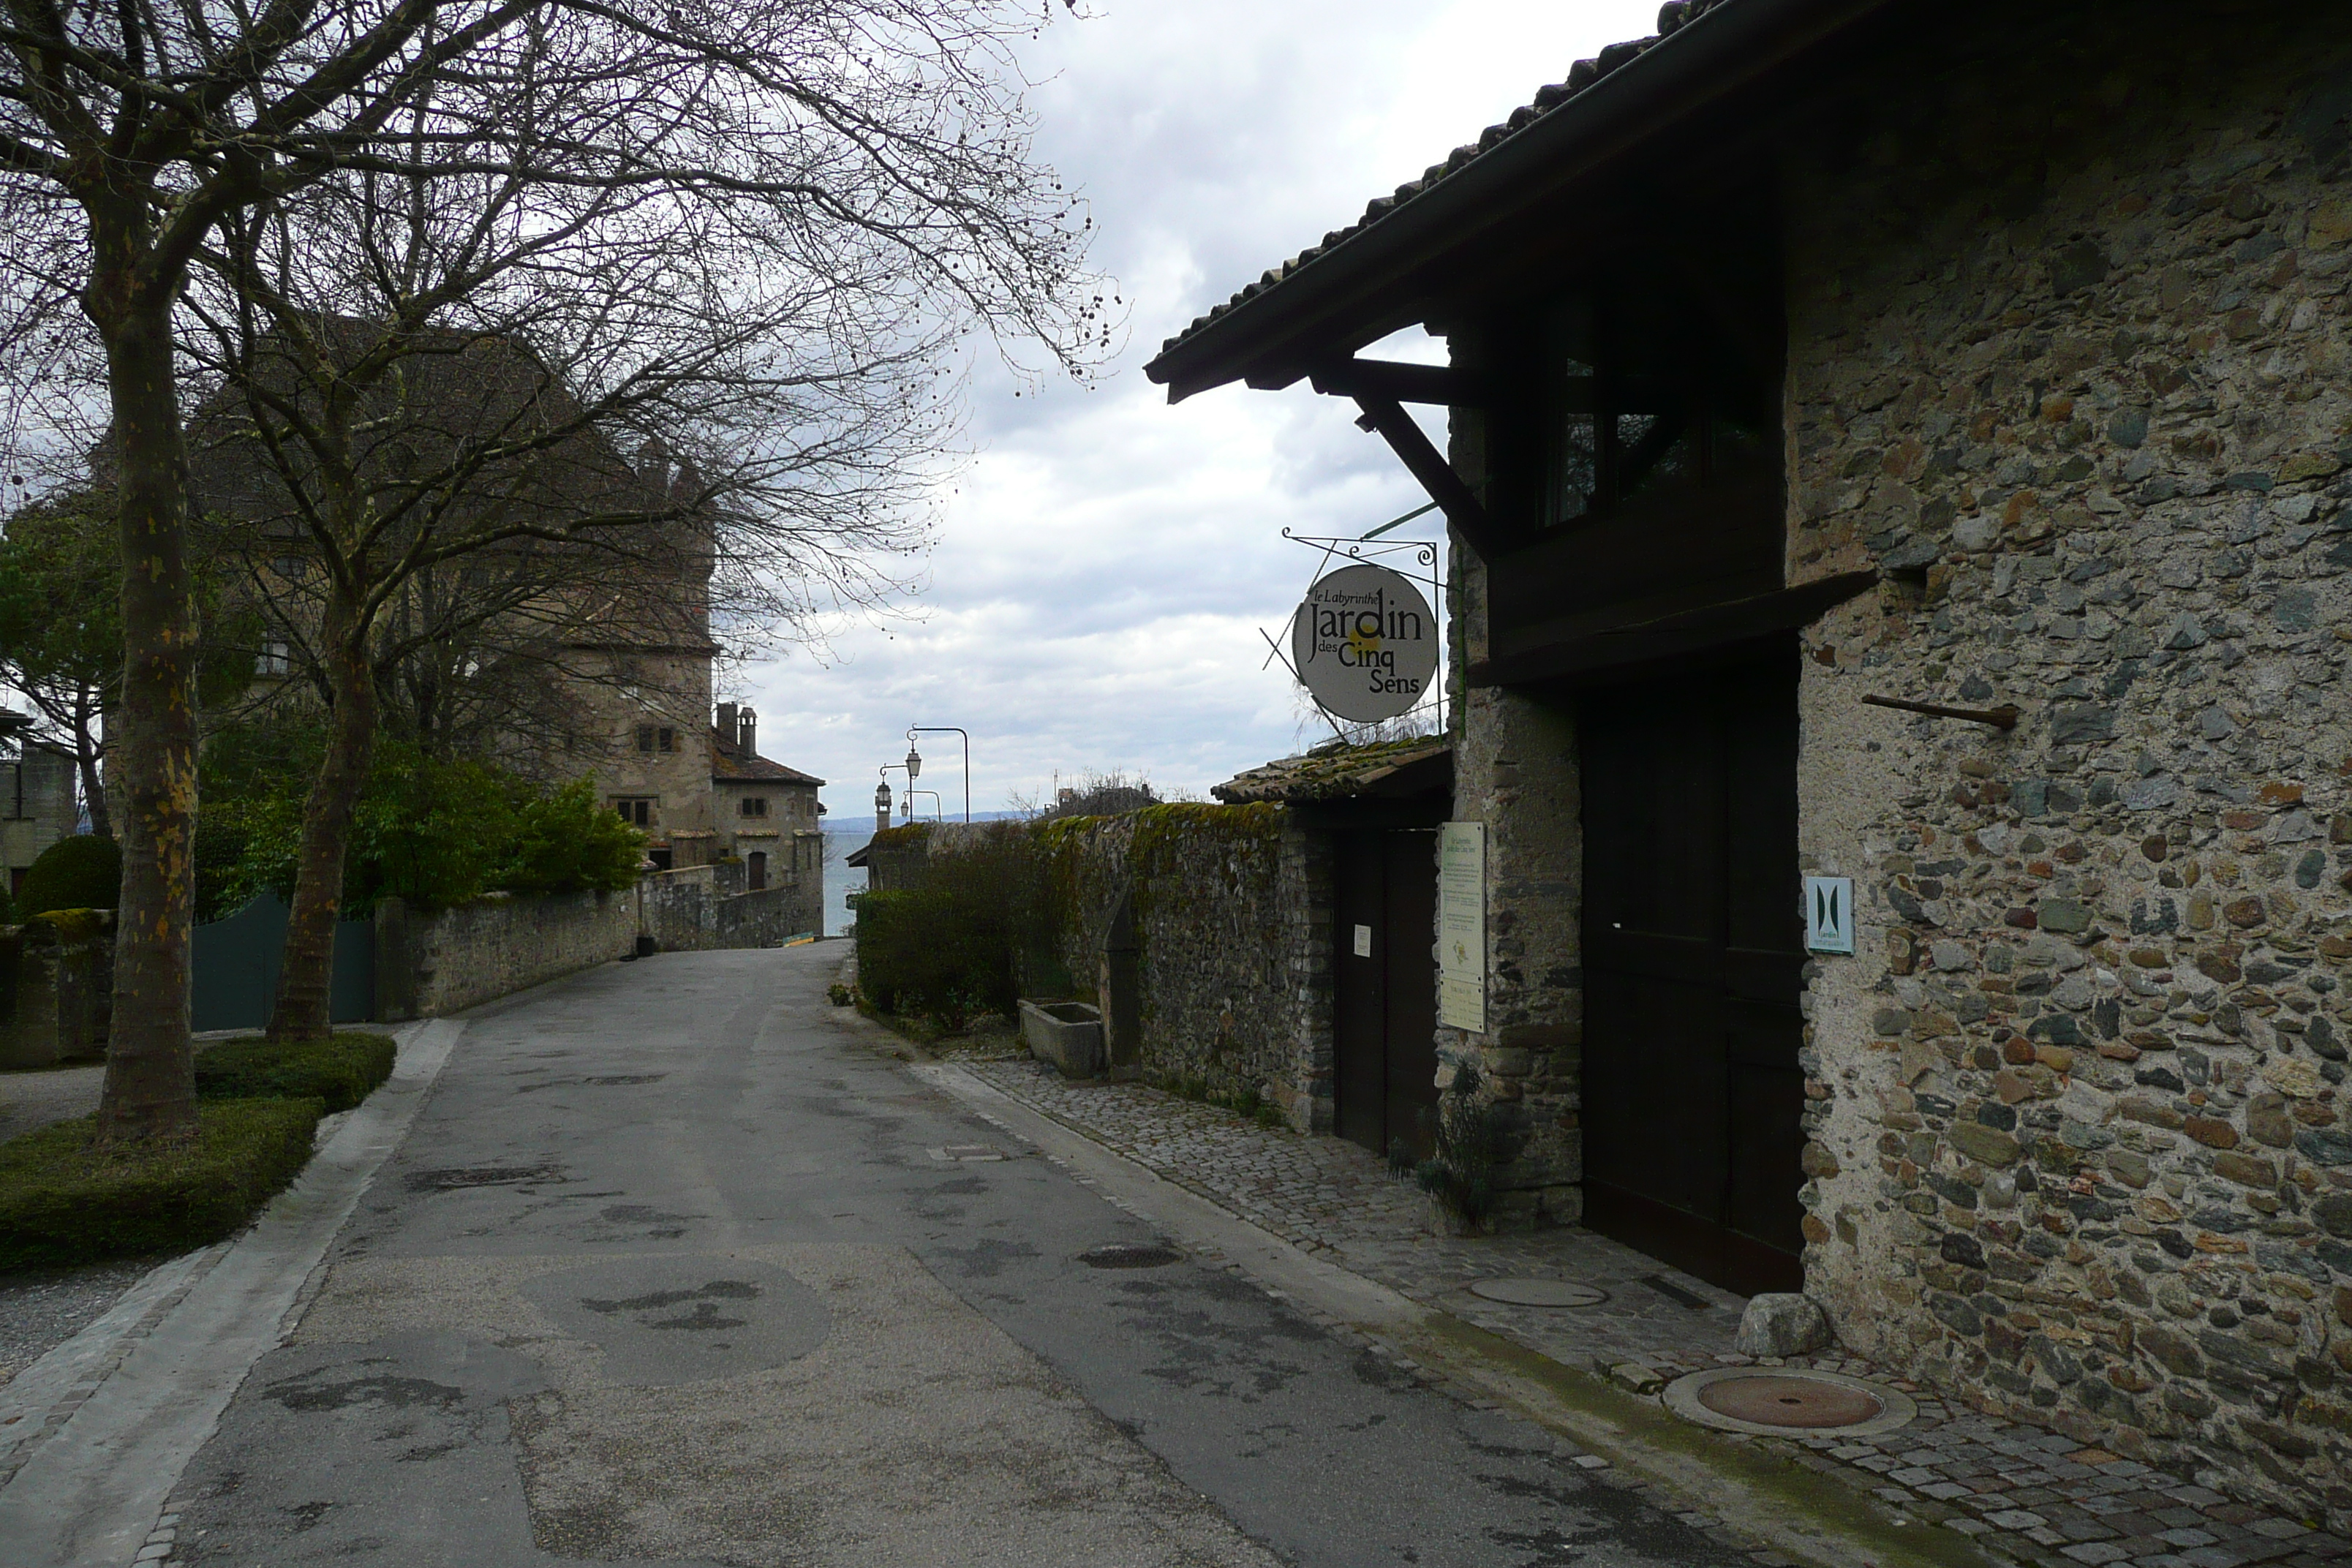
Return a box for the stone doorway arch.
[1100,890,1142,1075]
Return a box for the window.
[256,641,291,676]
[636,724,655,753]
[636,725,677,753]
[660,728,676,753]
[739,796,768,817]
[614,798,655,826]
[1503,260,1780,535]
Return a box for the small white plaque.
[1437,823,1486,1032]
[1804,875,1855,955]
[1352,923,1373,958]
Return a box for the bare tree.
[1,0,1107,1124]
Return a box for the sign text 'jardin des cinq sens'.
[1290,564,1439,724]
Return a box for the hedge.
[0,1098,323,1270]
[193,1032,396,1114]
[855,886,1017,1024]
[18,834,120,918]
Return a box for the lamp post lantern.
[906,727,970,821]
[876,761,913,829]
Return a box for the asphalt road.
[167,946,1749,1567]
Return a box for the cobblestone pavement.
[964,1060,2351,1568]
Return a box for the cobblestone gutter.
[962,1060,2351,1568]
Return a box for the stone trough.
[1019,999,1104,1079]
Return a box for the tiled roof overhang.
[1213,740,1451,804]
[1142,0,1895,404]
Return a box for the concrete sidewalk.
[956,1056,2351,1568]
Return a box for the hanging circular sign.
[1291,563,1439,723]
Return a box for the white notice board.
[1436,822,1486,1033]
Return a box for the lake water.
[823,827,867,937]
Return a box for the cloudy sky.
[750,0,1661,826]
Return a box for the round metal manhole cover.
[1079,1244,1181,1270]
[1467,1278,1607,1308]
[1664,1367,1915,1438]
[1700,1374,1880,1428]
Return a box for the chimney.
[715,702,738,751]
[737,707,756,758]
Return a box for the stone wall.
[379,864,810,1020]
[0,912,111,1068]
[1045,804,1330,1123]
[380,886,638,1019]
[1442,682,1586,1226]
[896,809,1334,1126]
[1779,3,2352,1526]
[644,862,810,953]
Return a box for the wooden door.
[1579,647,1806,1295]
[1334,829,1441,1159]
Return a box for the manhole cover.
[1468,1278,1607,1308]
[1664,1368,1915,1438]
[1079,1244,1181,1270]
[928,1145,1006,1163]
[1701,1374,1879,1427]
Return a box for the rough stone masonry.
[1782,2,2352,1533]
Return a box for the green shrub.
[502,777,646,894]
[194,1032,396,1114]
[18,834,121,916]
[1414,1064,1502,1232]
[345,745,519,913]
[0,1099,323,1270]
[853,888,1016,1022]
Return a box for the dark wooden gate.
[1579,646,1805,1295]
[1333,829,1440,1158]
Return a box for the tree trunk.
[75,682,111,841]
[93,297,200,1145]
[267,597,377,1042]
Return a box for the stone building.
[710,701,823,897]
[0,715,78,902]
[1147,0,2352,1527]
[189,336,827,892]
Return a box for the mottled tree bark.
[90,280,200,1144]
[267,596,377,1042]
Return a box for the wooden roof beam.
[1348,393,1499,560]
[1308,358,1480,405]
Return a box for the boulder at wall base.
[1735,1292,1833,1357]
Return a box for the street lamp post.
[876,763,913,830]
[908,789,944,822]
[905,727,970,822]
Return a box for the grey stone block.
[1735,1293,1832,1357]
[1019,999,1104,1078]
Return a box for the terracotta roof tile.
[1211,738,1450,804]
[710,731,823,786]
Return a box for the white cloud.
[743,0,1663,818]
